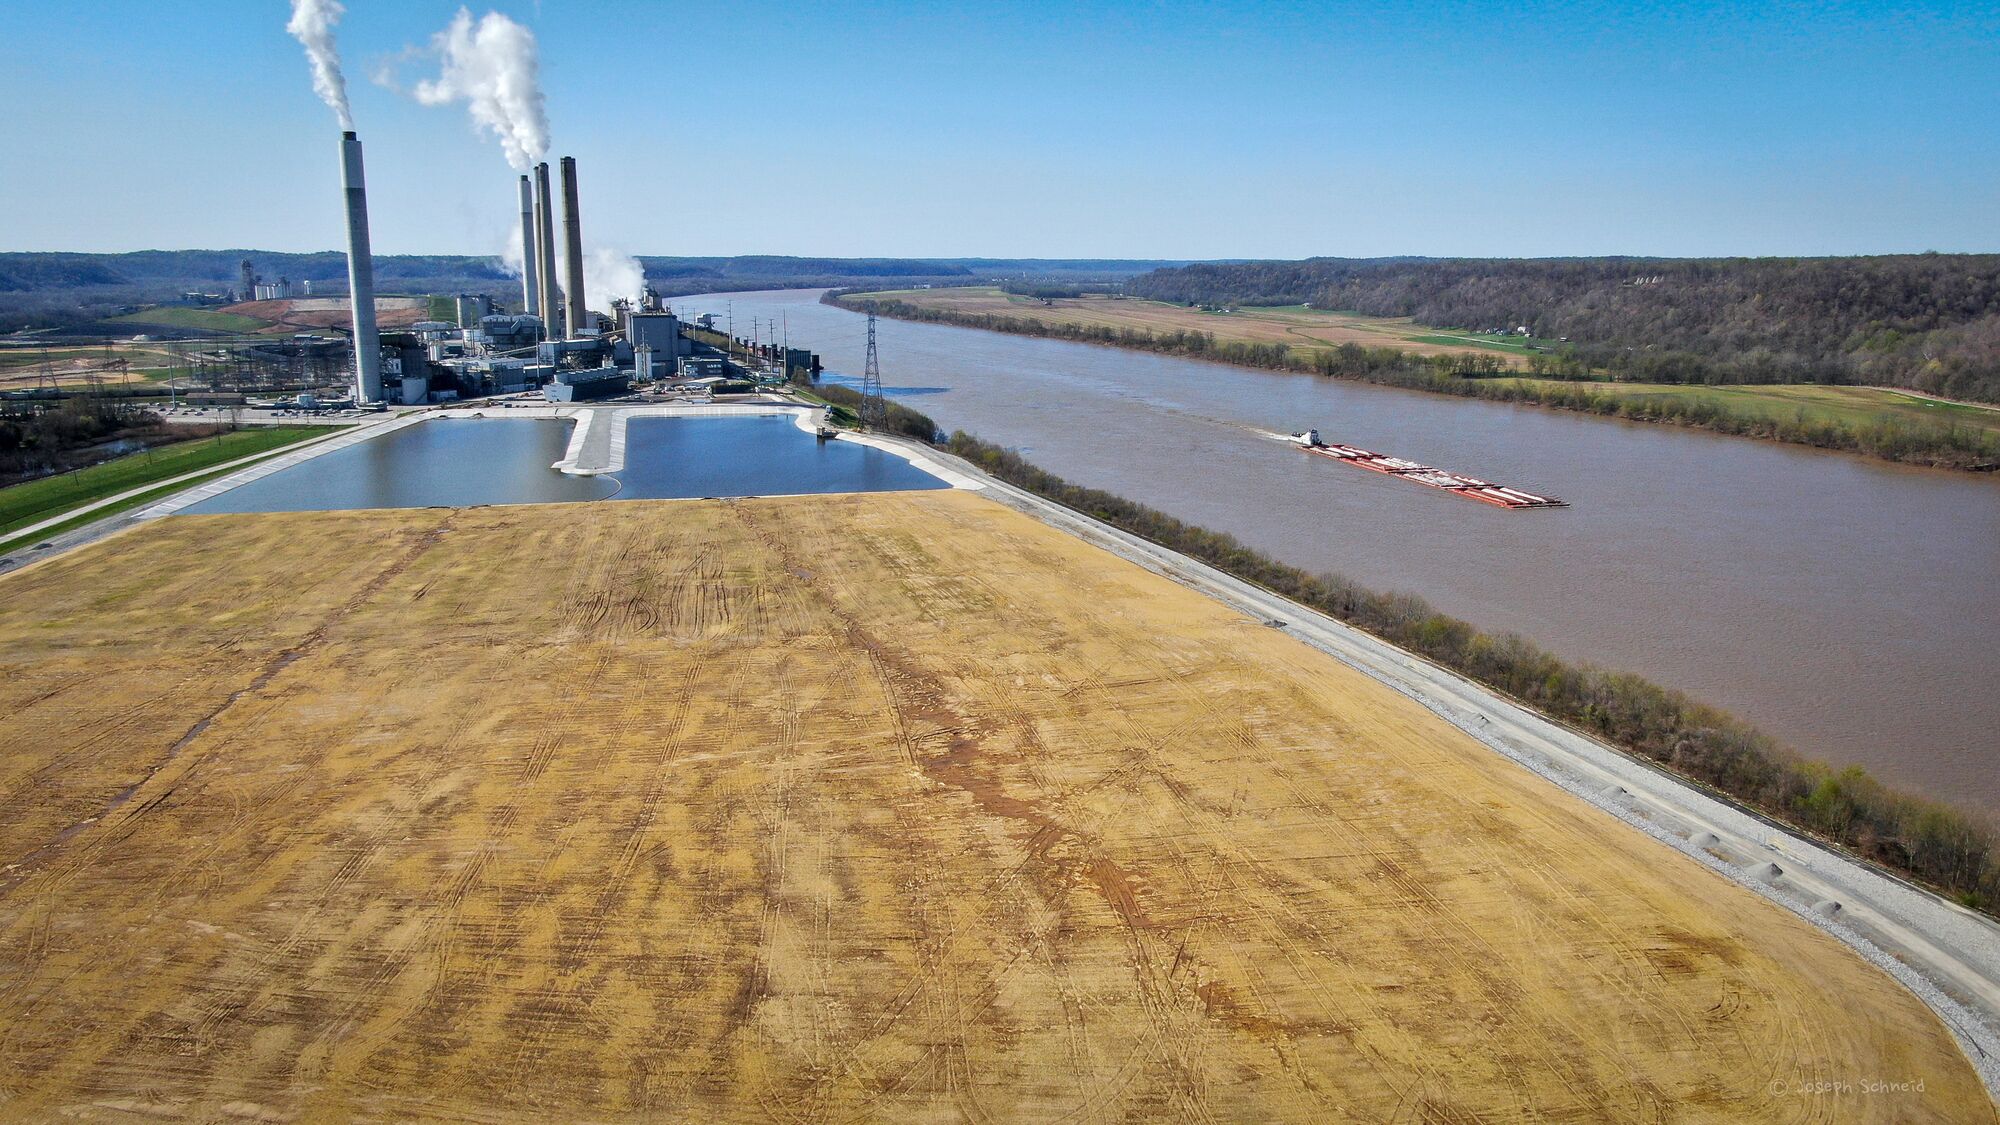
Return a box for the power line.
[860,313,887,428]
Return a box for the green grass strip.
[0,426,339,539]
[0,461,279,556]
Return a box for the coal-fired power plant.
[533,162,560,335]
[517,174,540,319]
[338,130,383,403]
[560,156,588,338]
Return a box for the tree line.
[1123,254,2000,404]
[934,429,1999,917]
[826,292,2000,470]
[0,397,220,486]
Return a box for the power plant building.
[627,313,688,362]
[454,294,494,327]
[472,314,543,350]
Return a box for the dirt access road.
[0,492,1987,1121]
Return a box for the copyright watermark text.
[1768,1077,1927,1097]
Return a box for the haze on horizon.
[0,0,1994,261]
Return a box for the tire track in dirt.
[0,512,461,900]
[0,513,468,1117]
[725,498,1227,1123]
[2,493,1986,1121]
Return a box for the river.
[675,289,2000,808]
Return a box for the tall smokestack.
[533,162,559,336]
[560,156,587,338]
[516,174,540,319]
[339,131,383,403]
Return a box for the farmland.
[1496,379,2000,440]
[847,286,1527,363]
[0,490,1985,1121]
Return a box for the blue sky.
[0,1,1995,258]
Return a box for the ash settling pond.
[184,414,948,516]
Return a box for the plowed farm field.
[0,491,1986,1121]
[844,286,1528,363]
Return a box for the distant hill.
[0,252,1185,334]
[0,255,131,292]
[1127,255,2000,403]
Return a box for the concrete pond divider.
[446,401,985,490]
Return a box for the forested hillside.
[1127,256,2000,402]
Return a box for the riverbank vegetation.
[830,290,2000,470]
[1127,254,2000,404]
[808,381,944,443]
[938,430,2000,915]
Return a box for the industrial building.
[454,294,494,327]
[307,136,807,406]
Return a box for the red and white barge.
[1288,429,1567,509]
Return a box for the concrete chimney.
[560,156,588,338]
[532,162,560,336]
[339,131,383,403]
[517,174,540,319]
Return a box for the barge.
[1289,429,1567,509]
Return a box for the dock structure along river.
[670,288,2000,808]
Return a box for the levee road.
[0,492,1989,1120]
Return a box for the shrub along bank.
[937,429,1999,916]
[809,380,943,444]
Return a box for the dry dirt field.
[0,492,1988,1122]
[227,296,433,335]
[850,286,1523,364]
[0,343,180,389]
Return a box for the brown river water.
[680,290,2000,809]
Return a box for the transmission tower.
[860,313,887,428]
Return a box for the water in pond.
[673,289,2000,807]
[186,414,944,518]
[188,418,613,513]
[617,416,946,498]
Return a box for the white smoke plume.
[583,249,645,316]
[286,0,354,130]
[498,221,525,280]
[410,9,550,171]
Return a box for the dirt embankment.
[225,297,433,335]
